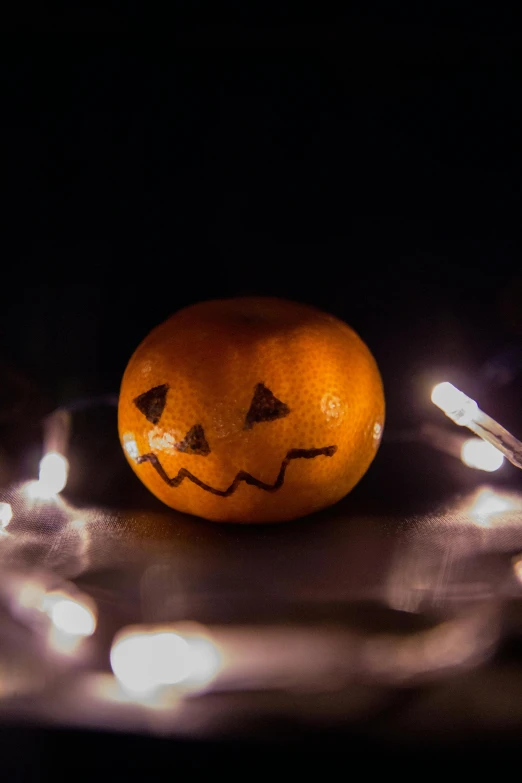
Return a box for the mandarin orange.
[118,297,384,523]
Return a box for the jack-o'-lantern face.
[127,379,336,495]
[118,297,384,524]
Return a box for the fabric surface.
[1,408,522,748]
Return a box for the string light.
[4,574,97,656]
[460,438,504,472]
[23,409,72,499]
[43,591,97,637]
[432,382,522,470]
[42,589,97,655]
[26,452,70,499]
[110,626,221,697]
[38,452,69,496]
[0,502,13,530]
[386,424,504,473]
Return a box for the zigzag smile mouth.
[136,445,338,497]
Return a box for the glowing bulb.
[111,630,191,694]
[431,383,479,426]
[110,626,221,696]
[50,599,96,636]
[43,591,97,636]
[461,438,504,472]
[467,488,517,527]
[0,502,13,529]
[38,452,69,496]
[9,581,97,654]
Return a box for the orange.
[118,297,384,523]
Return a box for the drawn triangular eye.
[176,424,210,456]
[244,383,290,430]
[133,384,169,425]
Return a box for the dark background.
[2,11,521,441]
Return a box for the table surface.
[1,406,522,758]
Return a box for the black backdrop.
[3,15,521,435]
